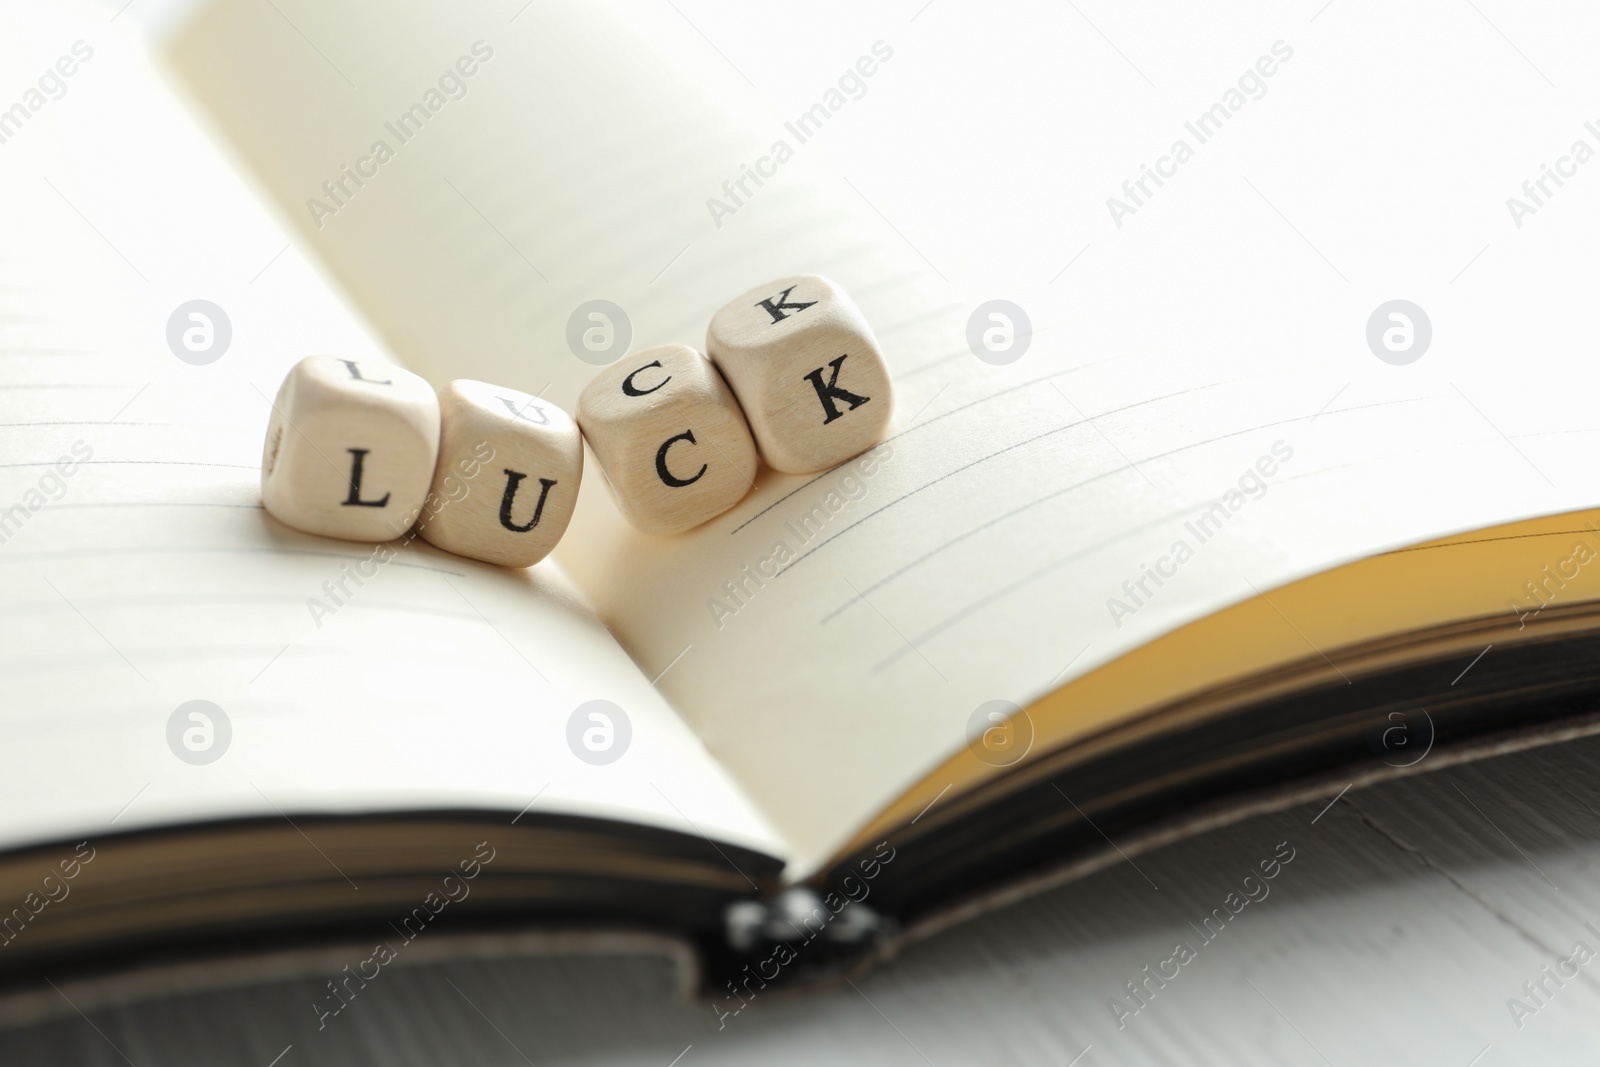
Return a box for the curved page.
[0,7,781,866]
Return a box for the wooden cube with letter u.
[707,274,893,474]
[416,380,583,567]
[577,344,757,535]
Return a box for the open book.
[5,0,1600,997]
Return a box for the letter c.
[1155,154,1178,178]
[1557,154,1579,178]
[755,154,777,178]
[356,155,379,178]
[655,431,706,487]
[1154,554,1177,578]
[622,360,670,397]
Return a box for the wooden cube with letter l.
[260,355,440,542]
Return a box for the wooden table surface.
[7,730,1600,1066]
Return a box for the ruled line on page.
[0,545,466,574]
[726,363,1121,536]
[807,393,1439,600]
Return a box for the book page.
[168,0,1600,873]
[0,5,782,864]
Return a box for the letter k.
[755,284,817,324]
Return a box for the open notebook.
[4,0,1600,993]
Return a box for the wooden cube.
[576,344,757,535]
[706,274,893,474]
[416,380,582,567]
[260,356,440,542]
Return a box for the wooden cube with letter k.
[707,274,893,474]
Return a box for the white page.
[0,4,782,864]
[168,0,1600,873]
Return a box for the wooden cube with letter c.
[576,344,757,535]
[706,274,893,474]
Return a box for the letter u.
[498,470,556,531]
